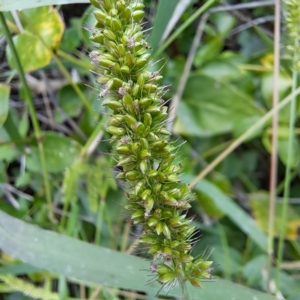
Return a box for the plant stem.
[0,12,55,222]
[276,169,298,195]
[120,220,131,252]
[51,54,97,120]
[153,0,217,58]
[276,57,298,289]
[94,198,105,245]
[267,0,280,291]
[56,49,96,71]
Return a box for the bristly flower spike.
[89,0,212,290]
[283,0,300,70]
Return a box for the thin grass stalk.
[267,0,280,292]
[275,0,300,290]
[153,0,217,59]
[276,169,298,195]
[276,52,298,289]
[0,12,55,222]
[52,54,98,119]
[56,49,97,71]
[94,198,105,245]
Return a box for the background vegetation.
[0,0,299,299]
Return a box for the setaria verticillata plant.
[88,0,212,291]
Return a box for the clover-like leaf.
[6,31,52,72]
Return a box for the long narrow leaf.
[184,175,268,251]
[0,210,275,299]
[0,0,89,11]
[148,0,179,51]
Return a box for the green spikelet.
[284,0,300,70]
[89,0,212,289]
[0,275,59,300]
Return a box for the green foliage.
[26,132,82,173]
[54,84,87,122]
[0,0,90,11]
[0,275,59,300]
[62,160,85,206]
[284,0,300,70]
[6,6,64,72]
[175,74,263,137]
[0,1,300,299]
[0,84,10,128]
[0,210,277,300]
[86,157,117,212]
[148,0,179,51]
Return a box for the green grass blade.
[0,83,10,128]
[148,0,179,51]
[153,0,217,58]
[0,0,89,11]
[187,176,268,252]
[0,210,276,300]
[276,67,298,288]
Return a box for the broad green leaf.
[249,192,300,241]
[6,31,52,72]
[0,145,19,163]
[26,132,82,173]
[196,173,231,218]
[0,210,276,300]
[232,115,264,140]
[194,38,223,67]
[261,70,292,122]
[59,18,81,52]
[15,173,31,188]
[262,127,300,168]
[211,12,236,38]
[238,30,266,57]
[175,74,263,137]
[243,255,267,286]
[0,84,10,128]
[200,59,244,82]
[55,84,86,122]
[261,70,292,99]
[21,6,64,49]
[194,13,235,67]
[186,175,268,251]
[6,6,64,72]
[148,0,179,51]
[0,0,89,11]
[211,246,242,277]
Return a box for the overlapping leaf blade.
[0,210,275,300]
